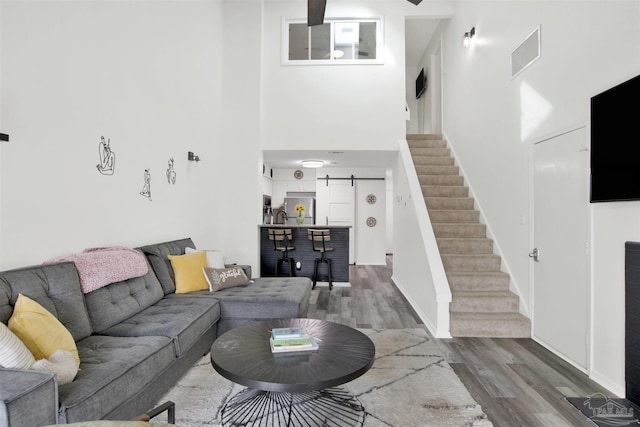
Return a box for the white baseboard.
[589,369,625,398]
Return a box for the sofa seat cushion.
[58,335,174,424]
[212,277,312,319]
[98,297,220,358]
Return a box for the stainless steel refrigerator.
[283,197,315,225]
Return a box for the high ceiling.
[263,149,397,169]
[405,18,439,68]
[264,18,441,169]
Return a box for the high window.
[283,18,383,65]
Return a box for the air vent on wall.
[511,26,541,79]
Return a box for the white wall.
[392,145,451,337]
[260,0,454,153]
[405,64,420,134]
[0,0,265,272]
[218,0,263,270]
[0,1,3,267]
[440,0,640,395]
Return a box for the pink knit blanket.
[46,246,149,294]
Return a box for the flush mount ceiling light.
[301,160,324,168]
[463,26,476,48]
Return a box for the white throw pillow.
[185,247,226,269]
[31,349,78,385]
[0,322,36,369]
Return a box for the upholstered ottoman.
[207,277,312,336]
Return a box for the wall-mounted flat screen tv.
[590,73,640,203]
[416,68,426,99]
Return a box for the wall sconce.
[463,27,476,48]
[0,133,8,142]
[187,151,201,162]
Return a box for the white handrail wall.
[391,139,451,338]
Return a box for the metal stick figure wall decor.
[140,168,152,201]
[166,158,176,185]
[96,136,115,175]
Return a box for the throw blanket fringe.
[45,246,148,294]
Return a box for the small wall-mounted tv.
[590,73,640,203]
[416,68,426,99]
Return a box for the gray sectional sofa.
[0,238,312,426]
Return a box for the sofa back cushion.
[0,262,92,341]
[138,238,196,295]
[83,259,164,333]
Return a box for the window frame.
[282,17,385,65]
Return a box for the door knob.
[529,247,540,262]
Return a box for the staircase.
[407,134,531,338]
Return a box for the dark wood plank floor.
[307,255,612,427]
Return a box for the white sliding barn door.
[316,179,355,263]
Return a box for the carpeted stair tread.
[409,134,530,338]
[433,223,487,238]
[421,185,469,198]
[426,197,475,210]
[451,291,520,313]
[437,237,493,253]
[430,210,480,224]
[409,147,450,156]
[450,312,531,338]
[447,271,511,291]
[412,156,455,166]
[407,133,443,140]
[416,165,459,175]
[419,175,463,185]
[442,253,502,272]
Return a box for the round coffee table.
[210,318,375,426]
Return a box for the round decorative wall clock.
[366,217,377,227]
[366,194,377,205]
[294,170,304,180]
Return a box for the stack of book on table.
[270,326,319,353]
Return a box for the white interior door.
[533,126,589,370]
[316,179,355,263]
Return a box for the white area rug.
[151,328,492,427]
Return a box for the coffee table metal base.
[221,386,365,427]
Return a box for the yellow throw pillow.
[168,251,209,294]
[8,294,80,369]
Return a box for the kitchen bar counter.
[258,224,351,228]
[259,225,350,282]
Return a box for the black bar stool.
[268,228,295,276]
[308,229,333,290]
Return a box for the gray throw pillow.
[203,267,252,292]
